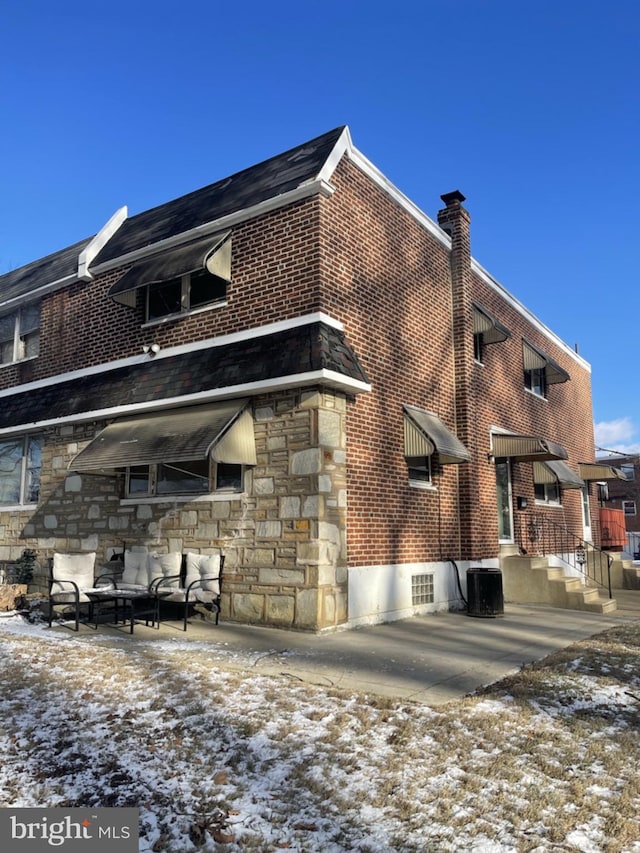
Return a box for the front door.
[495,458,514,543]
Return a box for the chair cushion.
[51,552,96,594]
[148,552,181,589]
[185,552,220,595]
[122,550,149,587]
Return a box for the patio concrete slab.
[56,591,640,705]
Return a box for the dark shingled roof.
[92,126,346,265]
[0,236,92,305]
[0,322,368,430]
[0,126,347,303]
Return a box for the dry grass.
[1,621,640,851]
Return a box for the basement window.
[412,574,434,605]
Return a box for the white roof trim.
[346,146,451,248]
[0,370,370,437]
[471,258,590,370]
[89,180,335,275]
[0,311,344,401]
[78,206,128,281]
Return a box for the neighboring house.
[0,126,618,629]
[596,454,640,533]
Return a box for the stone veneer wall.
[0,388,348,631]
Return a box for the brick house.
[0,126,617,629]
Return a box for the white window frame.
[534,481,562,506]
[623,500,637,516]
[0,304,40,366]
[0,434,42,507]
[407,455,433,489]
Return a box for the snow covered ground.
[0,614,639,852]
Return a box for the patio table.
[87,589,158,634]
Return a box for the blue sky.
[1,1,638,453]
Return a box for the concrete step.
[502,555,617,614]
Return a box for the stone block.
[65,476,82,493]
[180,511,198,527]
[233,593,264,621]
[256,520,282,539]
[212,502,231,519]
[259,567,305,585]
[245,548,276,566]
[280,496,300,518]
[266,595,295,625]
[291,448,321,475]
[318,475,332,493]
[318,410,342,447]
[295,588,319,629]
[44,515,58,530]
[254,478,275,495]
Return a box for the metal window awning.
[533,460,584,489]
[69,399,256,474]
[403,405,471,465]
[522,340,570,385]
[578,462,628,481]
[491,432,568,462]
[108,231,232,307]
[472,302,510,344]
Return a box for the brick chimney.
[438,191,476,558]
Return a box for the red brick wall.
[316,158,596,565]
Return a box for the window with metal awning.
[578,463,628,481]
[522,339,569,399]
[490,432,568,462]
[533,460,584,490]
[107,231,232,312]
[403,405,471,466]
[472,303,510,344]
[69,400,256,490]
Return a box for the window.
[525,366,547,398]
[146,268,227,321]
[473,332,484,364]
[522,340,569,399]
[623,500,636,516]
[412,573,434,605]
[407,456,431,486]
[0,435,42,505]
[534,481,561,505]
[472,304,510,365]
[621,464,635,481]
[125,459,243,498]
[0,304,40,365]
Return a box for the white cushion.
[122,549,149,587]
[148,552,181,589]
[51,552,96,594]
[185,552,220,595]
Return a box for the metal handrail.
[514,511,613,599]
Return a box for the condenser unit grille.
[412,573,434,605]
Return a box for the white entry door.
[495,458,514,543]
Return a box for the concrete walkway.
[62,589,640,706]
